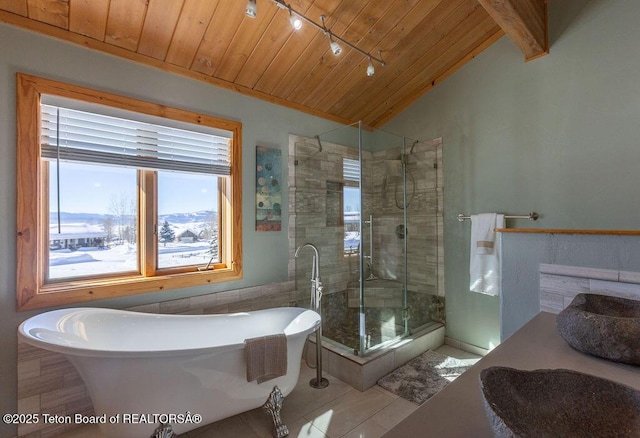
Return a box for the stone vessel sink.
[557,293,640,365]
[479,366,640,437]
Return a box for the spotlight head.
[330,40,342,56]
[290,14,302,30]
[366,59,375,76]
[246,0,257,18]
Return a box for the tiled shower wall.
[16,281,296,438]
[288,135,370,305]
[288,134,444,330]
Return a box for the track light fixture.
[246,0,257,18]
[289,8,302,30]
[329,37,342,56]
[366,57,375,77]
[246,0,385,76]
[321,16,342,56]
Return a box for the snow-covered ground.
[344,231,360,251]
[158,241,212,268]
[48,218,358,279]
[49,241,214,279]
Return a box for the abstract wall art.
[256,145,282,231]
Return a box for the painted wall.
[0,23,347,436]
[384,0,640,350]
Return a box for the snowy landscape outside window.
[156,171,220,269]
[16,74,243,310]
[48,161,139,279]
[343,158,360,256]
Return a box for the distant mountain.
[50,211,217,225]
[159,211,217,224]
[50,212,113,224]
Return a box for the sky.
[49,161,359,216]
[49,161,218,215]
[344,186,360,212]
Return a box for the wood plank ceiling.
[0,0,547,128]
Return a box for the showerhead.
[409,140,419,154]
[294,137,322,166]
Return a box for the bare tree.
[102,217,114,247]
[129,197,137,244]
[109,193,137,244]
[208,235,219,260]
[199,210,217,240]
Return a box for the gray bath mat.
[377,350,471,404]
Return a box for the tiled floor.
[56,346,480,438]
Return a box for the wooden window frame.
[16,73,243,311]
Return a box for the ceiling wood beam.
[477,0,548,61]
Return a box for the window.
[16,74,242,310]
[343,158,360,255]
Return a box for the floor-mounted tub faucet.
[294,243,322,321]
[295,243,329,389]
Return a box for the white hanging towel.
[469,213,505,296]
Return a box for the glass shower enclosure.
[291,122,442,356]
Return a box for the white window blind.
[343,158,360,182]
[40,103,232,175]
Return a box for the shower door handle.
[365,214,376,280]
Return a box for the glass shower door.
[359,131,410,353]
[293,127,363,352]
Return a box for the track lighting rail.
[246,0,385,75]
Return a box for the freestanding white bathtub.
[18,306,320,438]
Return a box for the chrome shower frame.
[401,137,409,336]
[357,121,367,356]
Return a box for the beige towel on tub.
[244,334,288,384]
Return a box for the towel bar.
[457,212,539,222]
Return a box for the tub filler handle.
[263,386,289,438]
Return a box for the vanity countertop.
[383,311,640,438]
